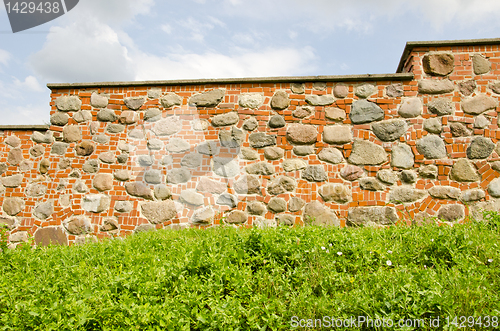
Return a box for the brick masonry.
[2,38,500,246]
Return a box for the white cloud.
[161,24,172,34]
[176,16,226,42]
[13,75,43,92]
[0,49,10,66]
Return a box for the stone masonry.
[2,38,500,246]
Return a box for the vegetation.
[0,212,499,330]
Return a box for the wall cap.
[0,125,49,131]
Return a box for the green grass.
[1,212,500,330]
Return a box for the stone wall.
[2,38,500,246]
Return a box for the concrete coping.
[397,38,500,73]
[0,125,49,131]
[47,73,414,89]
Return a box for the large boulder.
[422,53,454,76]
[189,89,225,107]
[141,201,177,224]
[348,140,387,165]
[287,124,318,145]
[347,207,398,226]
[349,100,384,124]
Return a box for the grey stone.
[119,111,138,125]
[30,145,45,158]
[58,158,71,169]
[31,131,54,144]
[488,178,500,198]
[398,98,422,118]
[117,154,129,164]
[242,117,259,131]
[416,135,446,159]
[167,168,191,184]
[9,231,28,243]
[270,91,289,110]
[389,187,427,203]
[460,189,485,202]
[450,122,470,137]
[83,159,99,173]
[75,141,95,156]
[400,170,417,183]
[490,81,500,94]
[276,214,295,226]
[325,107,346,121]
[288,197,305,212]
[154,184,172,200]
[472,54,491,75]
[192,207,215,224]
[33,201,54,220]
[93,134,110,145]
[192,119,209,131]
[268,115,286,128]
[359,178,385,191]
[305,94,335,106]
[99,152,115,164]
[93,174,113,192]
[286,124,317,145]
[225,210,248,224]
[418,80,455,94]
[144,108,162,122]
[301,165,327,182]
[423,117,442,134]
[313,82,327,90]
[349,100,384,124]
[318,183,351,203]
[26,183,47,197]
[82,194,111,213]
[348,139,387,165]
[293,106,314,119]
[429,186,460,200]
[347,207,398,226]
[3,197,24,216]
[246,162,275,175]
[0,217,16,229]
[216,193,238,208]
[147,139,163,150]
[211,112,239,127]
[459,80,476,96]
[180,190,204,206]
[124,96,146,110]
[264,147,284,160]
[391,143,414,169]
[55,95,81,111]
[8,148,23,165]
[219,126,244,148]
[372,120,407,142]
[62,125,81,143]
[166,138,191,153]
[239,93,264,109]
[0,164,6,176]
[100,218,119,232]
[333,84,349,98]
[377,169,398,184]
[181,153,202,168]
[240,147,258,160]
[197,141,220,156]
[34,227,67,246]
[386,83,404,98]
[293,146,314,156]
[2,174,23,188]
[160,93,182,108]
[135,224,156,233]
[144,170,162,184]
[355,84,376,98]
[74,110,92,123]
[234,175,260,195]
[50,112,69,126]
[267,197,286,213]
[303,201,339,226]
[73,181,89,194]
[128,129,145,139]
[107,124,125,133]
[141,201,177,224]
[450,159,479,182]
[419,165,438,179]
[96,109,117,122]
[213,157,240,178]
[462,95,498,115]
[90,92,108,108]
[283,159,307,172]
[428,98,454,116]
[467,137,495,159]
[437,204,464,222]
[249,132,277,148]
[422,53,454,76]
[474,115,491,129]
[247,201,266,215]
[291,83,305,94]
[340,165,364,181]
[188,89,225,107]
[196,177,227,194]
[323,125,353,144]
[152,117,182,136]
[125,182,154,200]
[115,201,133,213]
[267,176,296,195]
[318,147,343,164]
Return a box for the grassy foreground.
[1,213,500,331]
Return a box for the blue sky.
[1,0,500,125]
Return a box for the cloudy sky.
[1,0,500,125]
